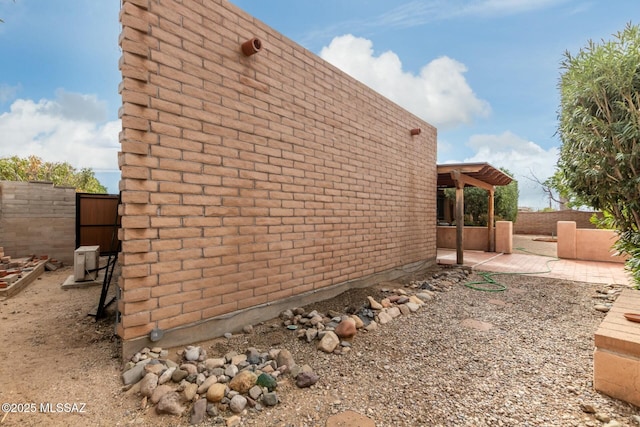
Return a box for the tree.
[445,168,518,226]
[557,23,640,284]
[495,171,519,222]
[0,155,107,193]
[524,169,565,210]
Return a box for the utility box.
[74,245,100,281]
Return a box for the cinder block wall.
[514,211,602,235]
[117,0,437,353]
[0,181,75,263]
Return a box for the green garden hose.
[463,247,560,292]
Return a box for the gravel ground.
[120,270,640,427]
[2,263,639,427]
[160,266,639,427]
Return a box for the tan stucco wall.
[576,229,626,263]
[495,221,513,254]
[557,221,625,263]
[437,226,489,251]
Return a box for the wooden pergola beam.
[450,170,497,263]
[438,163,486,174]
[450,170,495,192]
[437,163,513,187]
[488,188,495,252]
[455,178,464,265]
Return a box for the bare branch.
[524,169,563,205]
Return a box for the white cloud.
[303,0,569,41]
[0,90,120,172]
[437,138,454,156]
[461,131,559,209]
[373,1,441,28]
[567,1,593,15]
[455,0,570,17]
[50,89,109,122]
[320,34,490,129]
[0,83,20,104]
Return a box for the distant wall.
[514,211,602,235]
[0,181,75,264]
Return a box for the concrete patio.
[437,248,631,286]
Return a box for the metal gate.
[75,193,120,254]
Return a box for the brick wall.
[117,0,437,352]
[514,210,602,235]
[0,181,75,264]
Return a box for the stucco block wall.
[558,221,626,263]
[0,181,75,264]
[117,0,437,350]
[437,226,489,251]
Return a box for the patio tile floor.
[437,249,631,286]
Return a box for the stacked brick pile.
[0,252,49,290]
[0,248,19,289]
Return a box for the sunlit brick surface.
[118,0,437,342]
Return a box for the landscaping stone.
[190,399,207,425]
[184,346,201,362]
[263,392,278,407]
[122,359,152,385]
[367,296,383,310]
[296,371,319,388]
[118,270,452,424]
[335,317,357,338]
[229,395,247,413]
[318,331,340,353]
[256,373,277,392]
[229,370,257,394]
[275,349,295,371]
[150,385,173,405]
[197,375,218,394]
[172,369,189,383]
[206,383,227,403]
[156,391,185,416]
[140,373,158,398]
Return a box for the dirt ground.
[0,238,637,426]
[0,266,128,427]
[0,264,392,427]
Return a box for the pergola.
[437,162,513,265]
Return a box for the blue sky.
[0,1,636,208]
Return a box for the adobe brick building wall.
[117,0,437,354]
[0,181,75,264]
[514,210,602,235]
